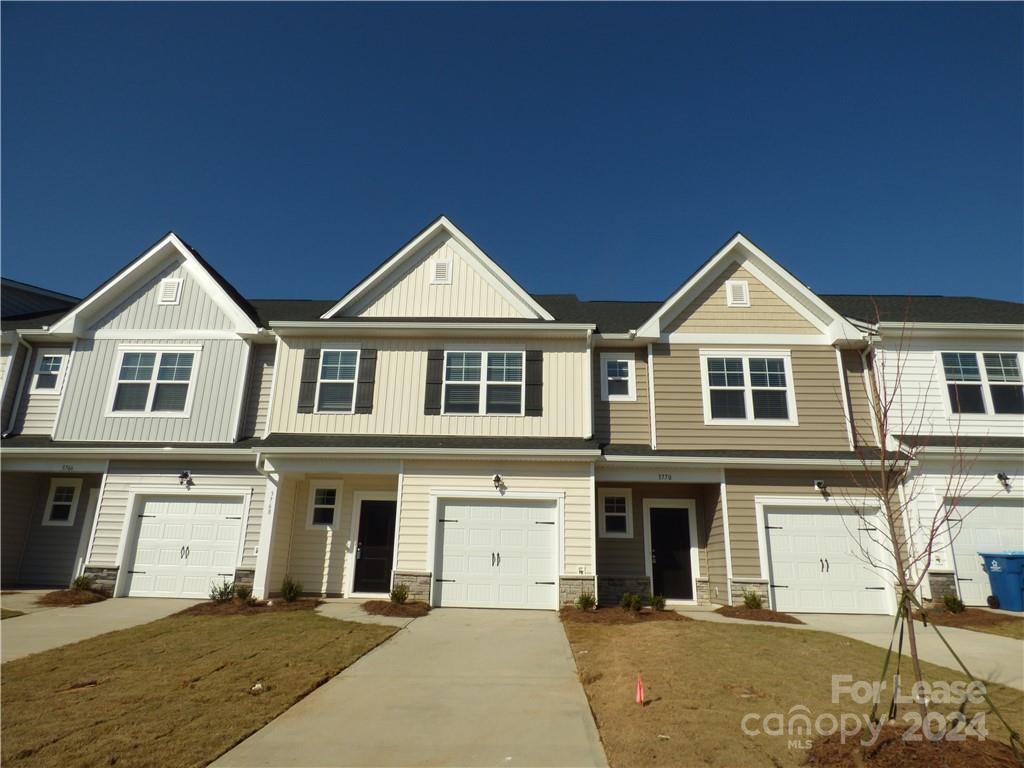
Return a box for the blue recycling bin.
[979,552,1024,612]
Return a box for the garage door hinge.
[765,525,783,530]
[438,518,458,523]
[857,527,877,532]
[770,584,788,588]
[864,587,886,591]
[435,578,456,583]
[128,570,146,574]
[534,521,555,525]
[957,577,973,582]
[225,516,242,520]
[137,514,155,518]
[535,581,555,585]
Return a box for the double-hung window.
[308,485,340,528]
[42,478,82,526]
[317,349,359,413]
[941,352,1024,415]
[111,348,198,414]
[701,350,797,424]
[598,488,633,538]
[31,351,69,393]
[600,354,636,401]
[443,351,524,415]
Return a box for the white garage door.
[949,500,1024,606]
[765,506,892,614]
[434,500,557,610]
[125,495,244,598]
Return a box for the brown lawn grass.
[1,607,396,768]
[565,619,1024,768]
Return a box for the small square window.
[599,490,633,538]
[31,351,69,393]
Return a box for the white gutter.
[600,453,914,469]
[258,446,602,460]
[270,320,595,334]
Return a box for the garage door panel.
[499,529,525,548]
[950,502,1024,606]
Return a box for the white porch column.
[253,472,280,599]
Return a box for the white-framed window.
[316,349,360,413]
[699,349,798,425]
[430,259,452,285]
[42,478,82,527]
[30,349,69,393]
[108,346,200,416]
[725,279,751,307]
[600,353,637,402]
[158,278,183,305]
[598,488,634,538]
[940,351,1024,416]
[307,484,342,529]
[442,350,524,415]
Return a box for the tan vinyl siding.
[1,343,28,429]
[1,473,43,586]
[239,343,276,439]
[271,474,398,596]
[704,484,728,605]
[53,337,248,442]
[593,348,650,445]
[665,262,819,334]
[397,461,594,574]
[653,343,851,450]
[90,259,233,331]
[353,236,525,318]
[271,336,588,438]
[842,349,877,447]
[88,461,264,569]
[11,345,67,435]
[724,469,878,580]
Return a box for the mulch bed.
[35,589,108,607]
[559,607,690,625]
[715,605,804,624]
[361,600,431,618]
[175,597,321,616]
[804,725,1020,768]
[916,606,1019,630]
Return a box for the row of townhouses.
[1,218,1021,614]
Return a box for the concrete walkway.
[680,608,1024,691]
[1,596,199,662]
[215,609,607,768]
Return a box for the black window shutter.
[424,349,444,415]
[297,348,320,414]
[525,350,543,416]
[355,349,377,414]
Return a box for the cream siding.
[90,259,233,331]
[653,343,851,450]
[11,345,68,435]
[397,461,594,575]
[239,343,276,439]
[271,336,588,437]
[593,347,650,445]
[87,461,264,569]
[665,262,819,334]
[351,236,526,319]
[53,337,248,442]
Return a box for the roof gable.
[321,216,554,320]
[635,233,863,343]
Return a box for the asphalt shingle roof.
[822,295,1024,325]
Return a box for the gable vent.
[158,278,183,306]
[431,260,452,285]
[725,279,750,307]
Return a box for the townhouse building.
[2,218,1021,615]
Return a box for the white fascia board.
[269,320,594,337]
[257,446,601,460]
[321,216,555,321]
[876,322,1024,340]
[48,234,259,336]
[592,333,643,346]
[599,453,911,469]
[1,447,251,460]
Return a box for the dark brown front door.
[650,507,693,600]
[353,500,396,594]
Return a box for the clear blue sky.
[3,2,1022,303]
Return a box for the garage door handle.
[491,552,495,567]
[496,552,500,566]
[180,546,185,559]
[825,558,829,573]
[820,558,824,573]
[185,546,190,559]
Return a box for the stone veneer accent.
[83,566,119,595]
[730,579,770,606]
[927,572,959,603]
[233,568,255,590]
[392,571,431,603]
[597,575,651,607]
[695,577,711,605]
[560,575,597,606]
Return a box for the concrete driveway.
[214,609,607,768]
[1,596,199,662]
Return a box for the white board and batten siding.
[86,461,264,571]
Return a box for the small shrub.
[650,594,666,612]
[619,592,644,613]
[742,590,764,610]
[280,575,302,603]
[390,583,409,605]
[71,575,94,592]
[234,584,254,604]
[210,579,235,603]
[575,591,597,611]
[942,592,965,614]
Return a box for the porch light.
[997,472,1011,491]
[178,470,194,489]
[492,474,502,490]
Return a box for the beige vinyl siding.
[352,236,525,318]
[1,343,28,429]
[87,461,264,569]
[53,337,248,442]
[271,336,588,437]
[653,343,851,450]
[18,475,102,587]
[239,342,276,439]
[269,474,398,596]
[704,484,728,605]
[90,259,233,331]
[842,349,877,447]
[1,473,43,586]
[593,348,650,445]
[11,345,68,435]
[397,461,594,574]
[665,262,819,334]
[724,469,878,580]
